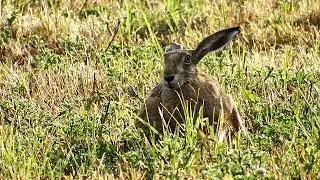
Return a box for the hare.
[137,27,243,135]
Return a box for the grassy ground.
[1,0,320,179]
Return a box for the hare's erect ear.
[191,26,240,64]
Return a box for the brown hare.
[137,27,243,136]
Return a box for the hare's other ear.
[191,26,240,64]
[165,43,183,53]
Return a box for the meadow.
[0,0,320,179]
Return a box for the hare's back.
[194,72,222,98]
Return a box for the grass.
[0,0,320,179]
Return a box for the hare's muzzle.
[162,74,184,89]
[164,75,174,82]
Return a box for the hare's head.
[162,27,240,89]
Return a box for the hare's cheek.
[176,64,185,74]
[175,74,185,86]
[184,65,195,72]
[177,79,185,87]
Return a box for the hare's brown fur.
[137,27,243,134]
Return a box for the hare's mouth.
[167,83,177,89]
[163,80,184,89]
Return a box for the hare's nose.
[164,75,174,82]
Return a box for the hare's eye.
[184,55,191,65]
